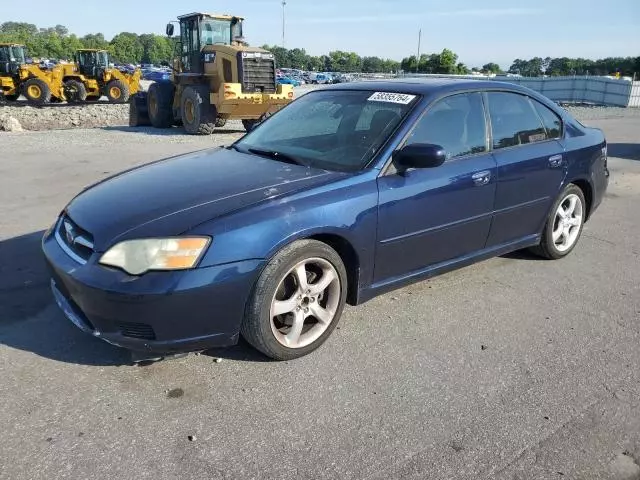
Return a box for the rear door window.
[486,92,547,149]
[532,100,563,139]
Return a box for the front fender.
[189,173,380,290]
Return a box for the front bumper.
[42,229,263,353]
[213,83,294,118]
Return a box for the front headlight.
[99,237,210,275]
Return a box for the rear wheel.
[180,86,216,135]
[105,79,130,103]
[530,184,586,259]
[147,82,174,128]
[241,240,347,360]
[23,78,51,105]
[64,79,87,103]
[129,94,151,127]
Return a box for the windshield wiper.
[247,148,306,166]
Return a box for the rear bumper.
[43,229,263,354]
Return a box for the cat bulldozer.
[60,49,141,103]
[130,12,294,134]
[0,43,66,104]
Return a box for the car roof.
[320,78,532,96]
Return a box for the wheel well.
[571,179,593,221]
[308,234,359,305]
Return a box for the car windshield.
[235,90,418,172]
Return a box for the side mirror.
[394,143,446,170]
[166,23,175,37]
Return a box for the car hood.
[66,148,342,251]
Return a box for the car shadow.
[0,230,268,366]
[607,143,640,161]
[500,249,546,261]
[101,126,247,136]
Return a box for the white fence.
[359,73,640,107]
[628,81,640,107]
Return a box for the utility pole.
[282,0,287,48]
[415,28,421,74]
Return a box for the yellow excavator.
[60,49,141,103]
[130,12,294,134]
[0,43,66,104]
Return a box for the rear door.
[484,91,566,246]
[375,92,497,282]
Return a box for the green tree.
[109,32,143,64]
[482,62,501,74]
[139,34,173,65]
[81,33,109,50]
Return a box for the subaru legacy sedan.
[43,80,609,361]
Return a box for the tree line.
[0,22,173,65]
[2,22,638,77]
[508,57,640,77]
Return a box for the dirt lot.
[0,114,639,480]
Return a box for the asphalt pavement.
[0,118,639,480]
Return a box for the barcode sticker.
[368,92,416,104]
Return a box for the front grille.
[55,214,94,264]
[119,322,156,340]
[240,56,276,94]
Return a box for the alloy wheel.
[269,258,341,349]
[553,193,583,252]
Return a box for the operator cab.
[166,13,245,74]
[76,49,109,77]
[0,43,26,75]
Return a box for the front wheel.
[23,78,51,105]
[530,184,586,259]
[181,86,217,135]
[105,79,130,103]
[64,79,87,103]
[241,240,348,360]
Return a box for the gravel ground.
[0,111,639,480]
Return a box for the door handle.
[472,170,491,186]
[548,154,563,168]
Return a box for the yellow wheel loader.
[60,49,141,103]
[130,13,294,134]
[0,43,66,104]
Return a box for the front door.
[375,92,497,283]
[483,91,567,246]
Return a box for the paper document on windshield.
[368,92,416,104]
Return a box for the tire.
[105,79,130,103]
[242,111,272,133]
[2,93,19,102]
[129,94,151,127]
[530,184,586,260]
[23,78,51,105]
[64,79,87,103]
[241,240,348,360]
[242,119,258,132]
[180,85,216,135]
[147,82,174,128]
[85,96,100,102]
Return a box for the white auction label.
[367,92,416,104]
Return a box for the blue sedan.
[42,79,609,361]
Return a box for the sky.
[3,0,640,68]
